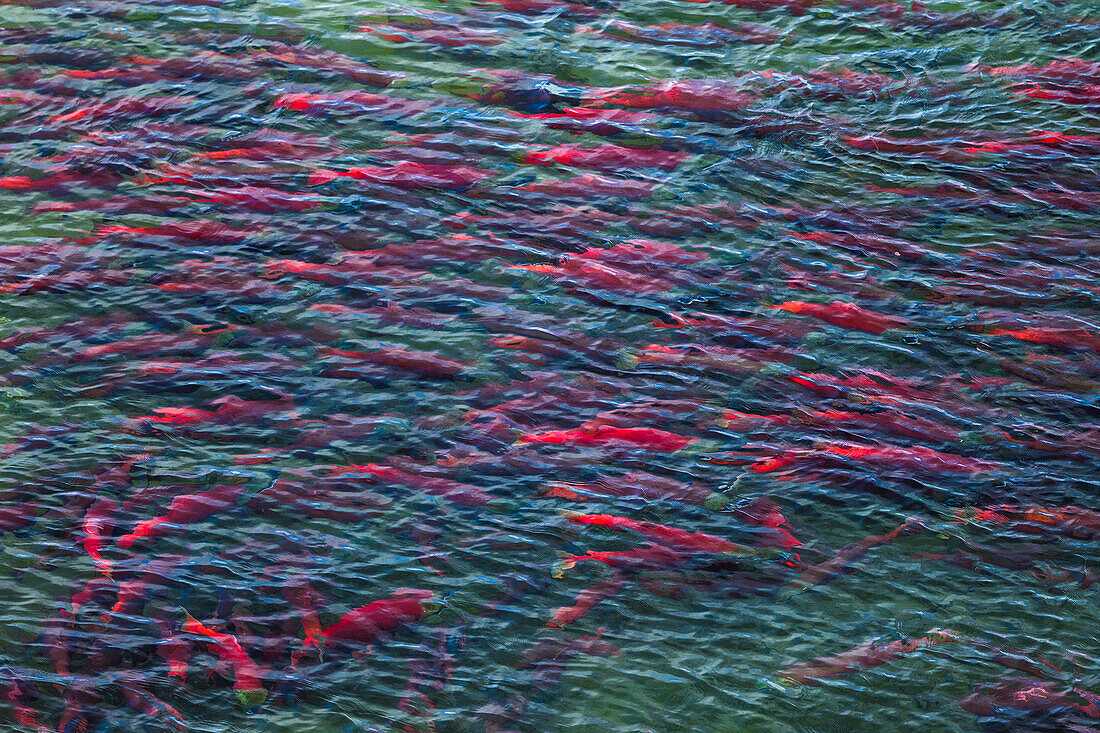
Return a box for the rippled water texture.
[0,0,1098,730]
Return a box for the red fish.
[961,131,1100,157]
[774,300,909,333]
[31,194,186,214]
[511,259,677,294]
[542,470,723,507]
[251,43,402,87]
[561,510,758,554]
[525,144,690,171]
[195,140,344,162]
[77,221,253,245]
[312,302,456,329]
[117,484,244,548]
[592,79,758,112]
[547,573,625,628]
[484,331,623,364]
[554,543,691,577]
[0,673,48,732]
[883,7,1016,31]
[130,352,304,381]
[119,483,200,512]
[62,54,258,85]
[182,614,266,704]
[785,370,944,401]
[80,497,118,577]
[0,169,122,191]
[117,673,186,730]
[69,577,116,615]
[693,0,814,12]
[132,394,293,426]
[0,269,135,296]
[48,95,195,125]
[155,617,190,684]
[104,554,188,619]
[633,343,794,374]
[183,186,326,213]
[730,497,803,549]
[959,678,1100,719]
[653,311,814,342]
[356,233,538,265]
[354,463,495,506]
[575,238,708,267]
[511,173,657,199]
[1008,188,1100,212]
[790,230,935,261]
[866,181,1009,208]
[282,576,326,643]
[820,441,1000,474]
[0,424,81,457]
[974,58,1100,84]
[997,353,1100,393]
[518,629,620,672]
[987,326,1100,353]
[361,23,505,46]
[249,469,393,520]
[782,518,926,593]
[0,501,42,533]
[273,91,428,116]
[587,399,707,429]
[263,257,422,287]
[0,88,61,109]
[320,346,470,379]
[477,0,605,17]
[781,264,895,301]
[308,162,494,190]
[443,204,625,240]
[1016,85,1100,106]
[519,424,697,452]
[135,161,302,188]
[509,107,663,137]
[954,505,1100,539]
[318,589,434,647]
[719,408,962,443]
[278,415,405,450]
[778,629,961,685]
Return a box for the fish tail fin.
[181,611,203,635]
[551,554,578,579]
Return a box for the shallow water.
[0,0,1098,730]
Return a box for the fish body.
[320,589,433,646]
[520,424,697,452]
[779,629,961,684]
[117,484,244,548]
[562,511,756,554]
[182,614,266,701]
[80,497,118,577]
[785,518,926,592]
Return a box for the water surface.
[0,0,1099,730]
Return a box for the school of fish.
[0,0,1098,729]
